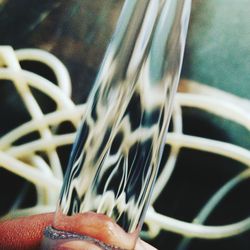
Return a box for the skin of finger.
[56,240,103,250]
[0,213,54,250]
[56,238,157,250]
[135,239,158,250]
[0,213,157,250]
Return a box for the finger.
[55,239,158,250]
[135,238,158,250]
[0,213,54,250]
[0,213,157,250]
[60,241,102,250]
[43,239,103,250]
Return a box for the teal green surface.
[183,0,250,99]
[182,0,250,150]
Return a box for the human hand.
[0,213,156,250]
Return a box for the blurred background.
[0,0,249,249]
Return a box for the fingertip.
[135,239,158,250]
[0,213,54,249]
[42,235,103,250]
[56,240,103,250]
